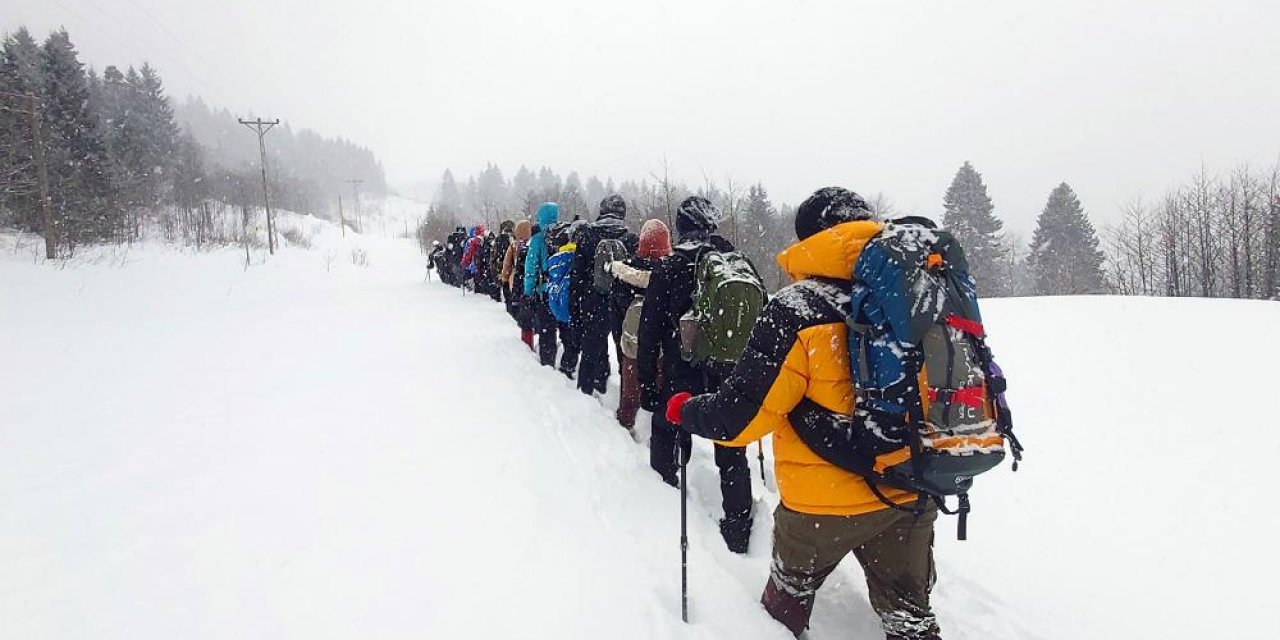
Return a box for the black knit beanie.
[675,196,719,238]
[598,195,627,219]
[794,187,873,240]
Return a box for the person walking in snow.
[523,204,579,371]
[427,240,446,283]
[491,220,516,305]
[569,195,639,396]
[636,196,753,554]
[502,219,533,325]
[606,218,671,430]
[478,227,499,299]
[445,226,467,287]
[664,188,942,640]
[459,225,487,290]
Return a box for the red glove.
[665,392,693,425]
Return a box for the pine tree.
[433,169,462,216]
[537,166,561,203]
[134,63,179,203]
[463,176,479,219]
[40,29,115,247]
[584,175,605,211]
[943,161,1009,296]
[742,183,788,290]
[1027,183,1106,295]
[0,28,44,231]
[561,172,587,220]
[476,163,507,223]
[511,165,535,216]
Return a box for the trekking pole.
[757,440,766,485]
[679,440,689,623]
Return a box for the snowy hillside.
[2,212,1277,640]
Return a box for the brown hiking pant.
[769,503,940,639]
[617,355,640,429]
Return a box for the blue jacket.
[523,202,561,296]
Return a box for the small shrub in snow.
[280,226,315,250]
[350,248,369,267]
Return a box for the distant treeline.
[422,159,1280,300]
[0,26,386,255]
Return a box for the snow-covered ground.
[2,204,1277,639]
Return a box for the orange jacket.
[681,220,915,516]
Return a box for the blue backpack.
[794,218,1023,540]
[545,244,575,324]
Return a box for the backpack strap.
[931,493,971,541]
[846,320,873,386]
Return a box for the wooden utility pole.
[2,91,57,258]
[346,179,364,233]
[238,117,280,255]
[338,193,346,238]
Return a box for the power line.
[117,0,242,103]
[45,0,238,108]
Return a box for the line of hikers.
[426,188,1022,640]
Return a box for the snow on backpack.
[804,219,1023,540]
[593,238,628,293]
[679,251,767,364]
[545,243,576,324]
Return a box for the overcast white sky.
[9,0,1280,233]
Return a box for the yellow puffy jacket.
[681,220,915,516]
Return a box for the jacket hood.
[638,219,672,258]
[776,220,883,281]
[598,194,627,220]
[513,220,532,241]
[536,202,560,228]
[474,224,487,237]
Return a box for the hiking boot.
[719,514,752,554]
[761,578,813,637]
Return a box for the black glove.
[675,432,692,465]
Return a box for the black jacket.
[635,234,735,408]
[570,214,638,330]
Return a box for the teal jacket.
[523,202,561,296]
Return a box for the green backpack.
[680,251,767,363]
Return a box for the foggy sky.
[9,0,1280,234]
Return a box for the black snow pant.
[559,321,580,376]
[489,275,502,301]
[536,300,580,374]
[650,409,753,552]
[576,312,612,395]
[502,282,518,320]
[649,361,753,552]
[608,298,626,368]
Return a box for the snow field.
[2,203,1278,639]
